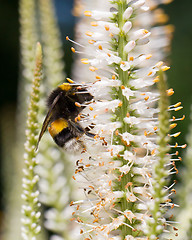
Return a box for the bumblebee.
[37,82,95,151]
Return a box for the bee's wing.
[36,93,62,150]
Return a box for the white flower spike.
[70,0,181,239]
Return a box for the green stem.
[147,70,170,238]
[116,1,134,237]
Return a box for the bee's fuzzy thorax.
[37,82,95,151]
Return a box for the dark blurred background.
[0,0,75,111]
[0,0,76,225]
[0,0,191,225]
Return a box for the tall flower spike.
[21,42,43,240]
[36,0,81,239]
[145,69,171,239]
[175,105,192,239]
[18,0,38,143]
[3,1,38,239]
[70,0,178,239]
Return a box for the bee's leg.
[68,119,95,138]
[68,119,85,135]
[84,131,95,138]
[84,122,96,131]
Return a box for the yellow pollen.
[107,53,111,57]
[155,61,164,68]
[81,58,89,64]
[85,31,93,37]
[84,10,92,17]
[75,115,81,122]
[171,132,181,138]
[66,36,69,41]
[170,123,177,129]
[91,21,98,26]
[129,56,134,61]
[112,75,116,80]
[154,126,158,131]
[88,39,96,44]
[71,47,75,53]
[181,115,185,120]
[166,88,174,96]
[58,82,72,91]
[174,102,181,107]
[66,78,74,83]
[75,102,81,107]
[148,71,153,76]
[174,106,183,111]
[144,96,149,101]
[89,185,95,190]
[96,75,101,80]
[94,135,99,140]
[98,45,103,50]
[146,172,151,178]
[151,149,156,155]
[93,114,97,119]
[121,85,125,89]
[174,142,178,148]
[105,25,110,31]
[171,189,177,194]
[143,29,149,34]
[121,61,125,65]
[162,66,170,71]
[153,76,159,83]
[109,33,114,37]
[118,101,123,107]
[89,66,98,72]
[93,218,99,223]
[89,106,93,111]
[146,54,152,60]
